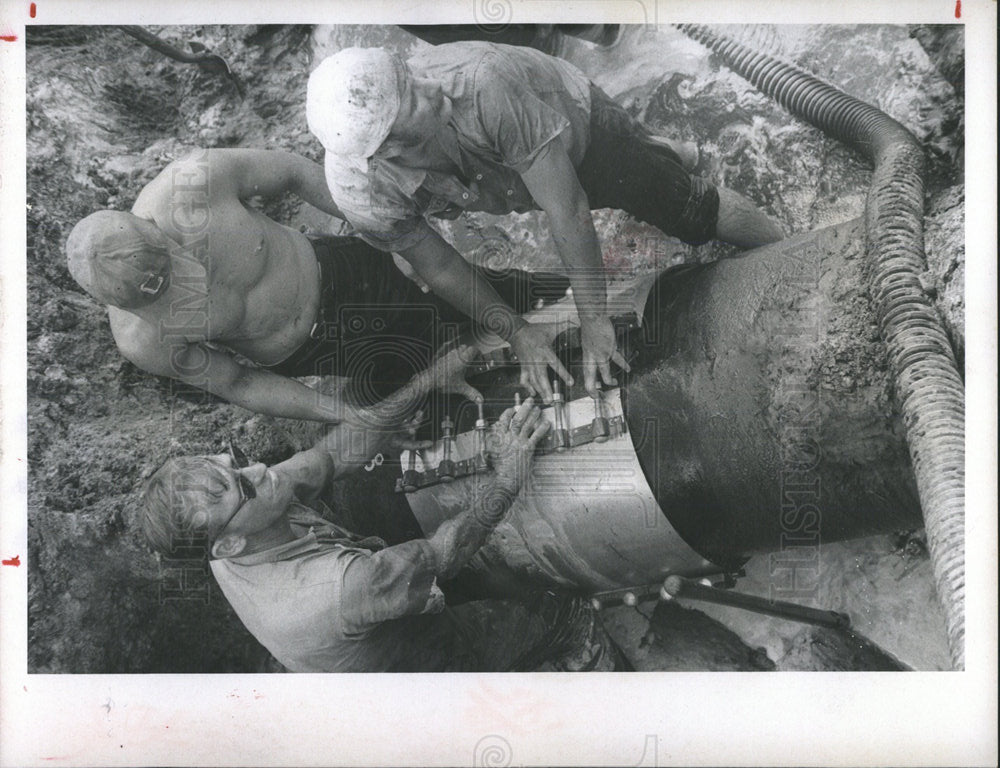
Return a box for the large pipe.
[626,219,922,568]
[677,24,965,668]
[406,217,924,607]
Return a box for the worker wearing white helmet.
[305,42,783,401]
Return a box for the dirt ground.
[23,24,963,672]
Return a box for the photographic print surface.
[23,20,963,674]
[2,2,996,766]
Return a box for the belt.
[262,240,334,372]
[307,255,332,341]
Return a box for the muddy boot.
[547,599,632,672]
[508,594,632,671]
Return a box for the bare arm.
[313,341,484,479]
[110,310,350,422]
[519,139,628,395]
[519,140,606,321]
[335,401,548,633]
[426,400,550,580]
[398,222,523,341]
[201,148,344,218]
[398,224,571,400]
[275,342,486,500]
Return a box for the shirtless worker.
[306,43,785,400]
[66,148,570,422]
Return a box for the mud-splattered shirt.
[209,503,478,672]
[325,41,592,253]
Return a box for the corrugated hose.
[678,24,965,668]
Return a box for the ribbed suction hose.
[678,25,965,668]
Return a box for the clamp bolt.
[592,384,609,443]
[402,450,420,493]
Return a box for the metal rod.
[475,401,488,467]
[551,379,569,451]
[438,415,456,481]
[592,383,609,442]
[662,575,851,629]
[402,450,420,493]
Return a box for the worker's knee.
[646,135,699,173]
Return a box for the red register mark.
[31,2,37,18]
[954,0,961,17]
[2,555,21,567]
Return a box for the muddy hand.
[424,345,483,404]
[386,409,433,452]
[488,399,551,490]
[580,315,629,397]
[508,324,572,403]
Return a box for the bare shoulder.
[134,149,248,237]
[131,150,201,218]
[133,149,227,211]
[175,147,264,180]
[107,307,173,374]
[130,165,170,219]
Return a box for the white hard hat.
[306,47,406,157]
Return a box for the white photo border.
[1,1,996,766]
